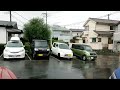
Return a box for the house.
[69,29,85,37]
[69,29,85,43]
[0,20,23,44]
[81,18,120,50]
[51,25,72,43]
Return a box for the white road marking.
[0,53,3,58]
[25,53,31,61]
[51,55,61,62]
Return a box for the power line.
[62,11,120,27]
[11,14,25,24]
[12,11,29,21]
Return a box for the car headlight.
[47,49,50,51]
[34,48,38,51]
[19,49,24,52]
[5,49,9,52]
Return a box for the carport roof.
[7,29,23,34]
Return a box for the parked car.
[10,36,20,41]
[71,44,97,61]
[31,40,50,60]
[51,42,73,59]
[3,40,25,60]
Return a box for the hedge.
[0,44,5,55]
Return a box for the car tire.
[46,56,50,60]
[82,55,87,61]
[3,58,6,60]
[92,59,96,61]
[58,53,61,59]
[69,58,72,61]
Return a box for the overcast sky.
[1,11,120,29]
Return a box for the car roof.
[10,37,20,41]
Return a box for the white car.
[10,36,20,41]
[51,42,73,59]
[3,40,25,60]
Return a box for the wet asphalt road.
[0,54,119,79]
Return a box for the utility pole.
[42,11,47,28]
[46,11,47,28]
[108,14,110,20]
[10,11,12,22]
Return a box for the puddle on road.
[72,55,119,79]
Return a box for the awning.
[7,29,23,34]
[94,30,113,37]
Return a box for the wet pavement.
[0,55,119,79]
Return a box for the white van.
[10,37,20,41]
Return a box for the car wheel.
[92,59,96,61]
[69,58,72,61]
[58,53,61,59]
[46,56,50,60]
[3,58,6,60]
[82,55,87,61]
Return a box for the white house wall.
[96,24,110,31]
[0,27,6,44]
[101,37,108,44]
[72,32,82,37]
[85,20,96,31]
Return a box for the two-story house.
[51,25,72,43]
[81,18,120,50]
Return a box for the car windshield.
[59,44,69,49]
[83,45,93,51]
[7,41,23,47]
[35,41,48,48]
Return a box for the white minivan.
[3,40,25,60]
[51,42,73,59]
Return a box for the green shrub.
[0,44,5,55]
[24,42,32,55]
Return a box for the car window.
[7,41,23,47]
[59,44,69,49]
[35,41,48,48]
[72,44,80,49]
[83,45,93,51]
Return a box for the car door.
[71,44,80,56]
[51,43,56,55]
[54,43,59,56]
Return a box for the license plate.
[68,54,71,57]
[9,55,16,57]
[38,54,43,56]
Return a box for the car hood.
[59,49,73,54]
[5,47,24,52]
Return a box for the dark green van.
[71,44,97,61]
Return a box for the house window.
[85,26,89,30]
[92,38,96,42]
[108,38,113,44]
[98,38,101,42]
[83,40,85,43]
[110,26,113,30]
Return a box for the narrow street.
[0,55,119,79]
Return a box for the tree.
[23,17,51,43]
